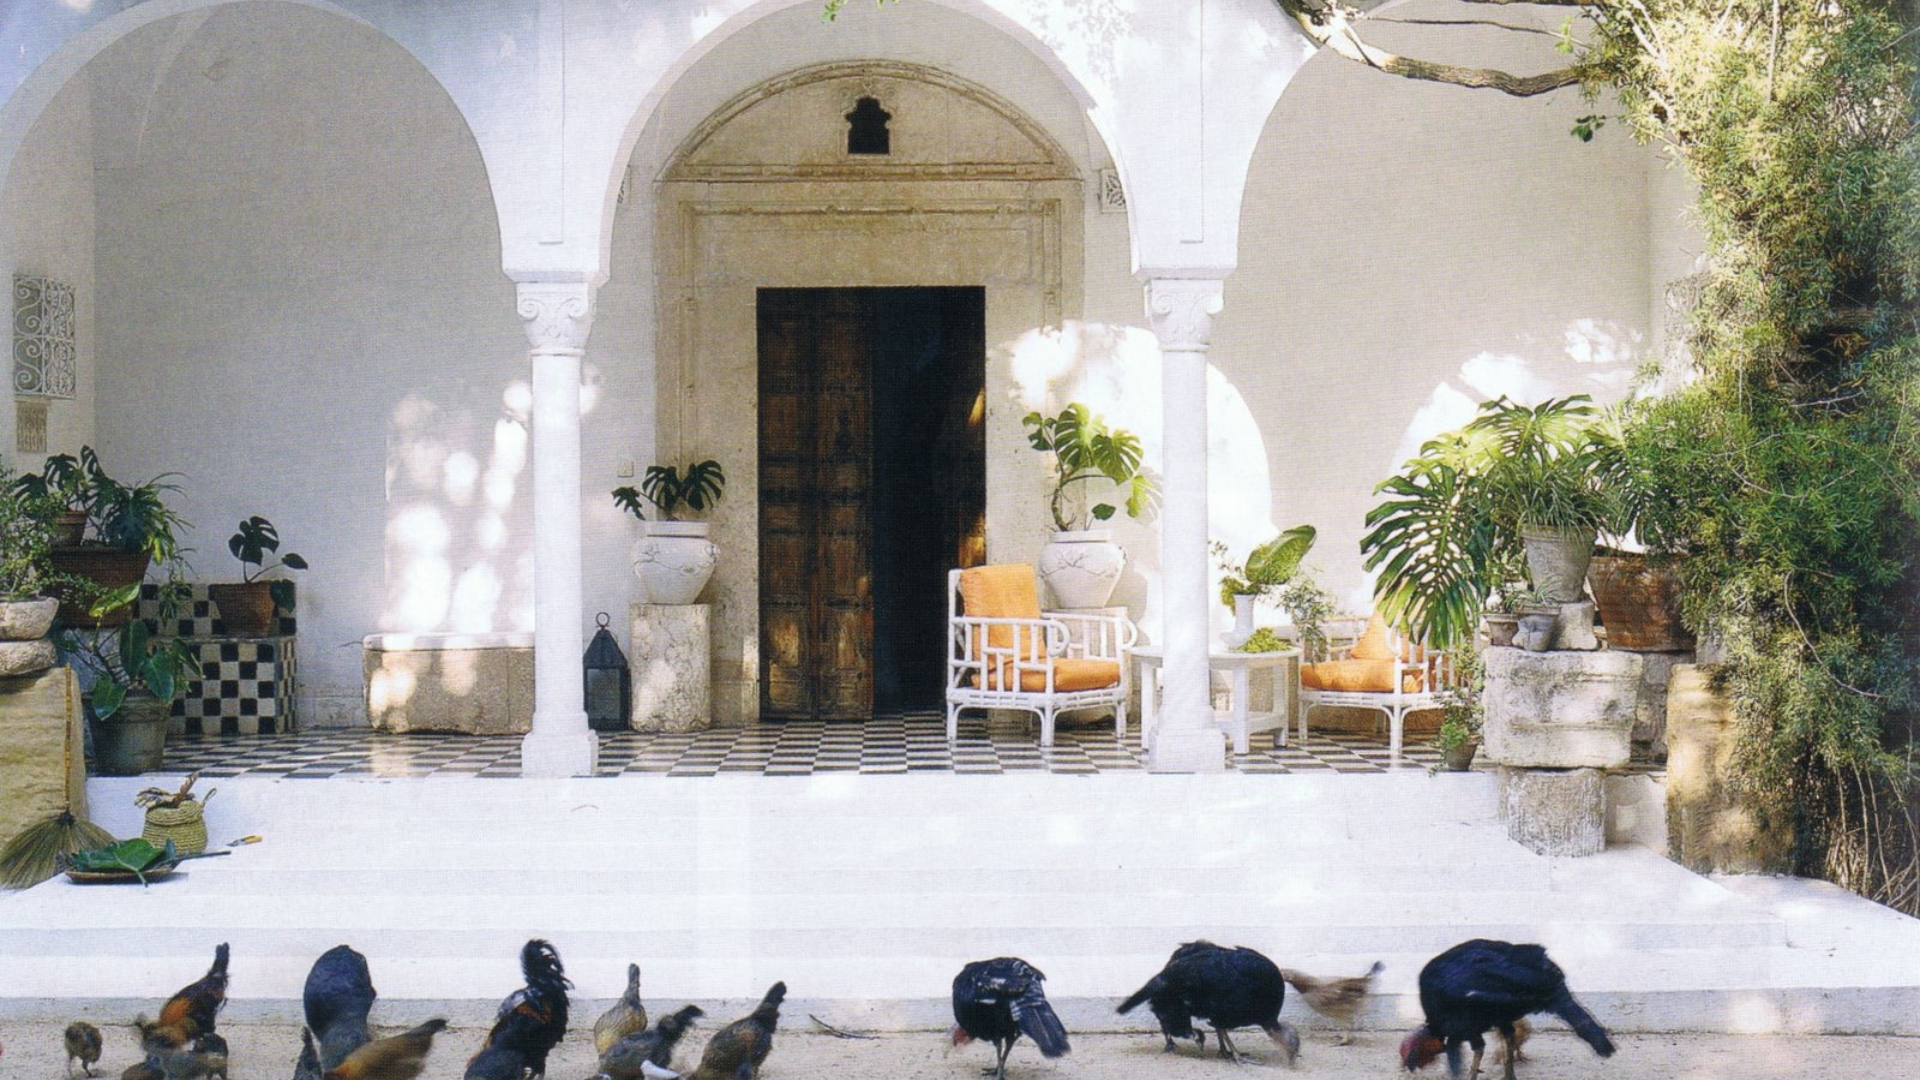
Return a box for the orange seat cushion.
[1299,658,1425,694]
[959,564,1045,660]
[971,657,1122,692]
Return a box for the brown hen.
[1278,961,1382,1045]
[594,963,649,1056]
[324,1019,448,1080]
[688,982,784,1080]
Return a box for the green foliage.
[614,459,727,522]
[1572,0,1920,907]
[11,447,188,559]
[67,838,179,885]
[1022,403,1158,532]
[1236,627,1287,654]
[57,572,198,719]
[227,516,307,611]
[1277,572,1337,662]
[0,457,59,598]
[1435,642,1486,753]
[1214,525,1317,605]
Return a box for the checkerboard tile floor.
[152,713,1565,778]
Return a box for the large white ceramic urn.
[1037,528,1126,608]
[631,521,719,605]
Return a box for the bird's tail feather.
[750,981,786,1027]
[1549,991,1615,1058]
[209,943,230,980]
[1011,986,1069,1059]
[1115,977,1161,1016]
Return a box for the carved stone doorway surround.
[654,62,1084,724]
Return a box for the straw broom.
[0,674,115,888]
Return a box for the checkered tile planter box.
[137,584,298,736]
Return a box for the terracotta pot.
[631,521,718,604]
[1588,554,1694,652]
[208,581,279,637]
[1036,529,1125,608]
[46,547,151,627]
[52,510,87,547]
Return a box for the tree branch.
[1277,0,1582,97]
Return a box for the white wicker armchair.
[1296,615,1454,761]
[945,565,1136,746]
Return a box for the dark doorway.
[757,287,986,720]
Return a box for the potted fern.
[1021,403,1158,607]
[207,516,306,637]
[615,459,725,604]
[1213,524,1316,647]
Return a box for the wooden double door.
[758,287,986,720]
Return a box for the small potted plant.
[1021,403,1158,607]
[1,458,62,653]
[59,608,198,776]
[1434,645,1484,771]
[1481,579,1527,649]
[11,451,88,545]
[208,516,307,636]
[24,447,188,627]
[1277,571,1337,662]
[135,772,216,856]
[615,459,725,605]
[1213,524,1316,647]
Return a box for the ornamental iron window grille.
[14,274,76,398]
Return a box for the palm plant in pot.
[1213,524,1317,647]
[1362,396,1620,650]
[208,516,306,637]
[615,459,725,605]
[1022,403,1158,607]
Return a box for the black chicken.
[465,939,571,1080]
[687,982,783,1080]
[305,945,378,1073]
[1117,941,1300,1066]
[597,1005,703,1080]
[950,958,1069,1080]
[1400,939,1615,1080]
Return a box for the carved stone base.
[631,603,711,733]
[1547,600,1600,650]
[1484,647,1642,769]
[0,667,87,851]
[1500,766,1605,857]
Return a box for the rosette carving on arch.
[516,282,597,353]
[1145,278,1225,353]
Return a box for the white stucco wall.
[1,68,96,460]
[87,5,520,725]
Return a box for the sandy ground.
[1,1021,1918,1080]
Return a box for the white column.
[1145,276,1226,773]
[516,279,600,777]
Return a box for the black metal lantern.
[583,612,631,731]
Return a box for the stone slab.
[630,603,710,732]
[0,638,57,676]
[362,635,533,735]
[0,666,88,850]
[1483,647,1643,768]
[1500,766,1606,856]
[1664,663,1791,874]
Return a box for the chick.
[66,1021,104,1077]
[1484,1016,1533,1077]
[1278,961,1382,1045]
[594,964,649,1056]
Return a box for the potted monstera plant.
[17,447,188,627]
[615,459,725,604]
[1022,403,1158,607]
[58,606,197,775]
[1214,524,1317,647]
[207,516,306,637]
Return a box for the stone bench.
[363,632,534,734]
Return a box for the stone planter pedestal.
[0,667,88,849]
[630,603,710,733]
[1484,647,1644,856]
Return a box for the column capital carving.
[1144,277,1225,352]
[516,281,597,353]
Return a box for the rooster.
[597,1005,703,1080]
[305,945,378,1073]
[594,964,649,1056]
[147,944,231,1051]
[687,981,784,1080]
[1279,961,1383,1045]
[951,958,1069,1080]
[325,1019,447,1080]
[1118,941,1299,1066]
[66,1021,104,1077]
[466,940,571,1080]
[1400,939,1614,1080]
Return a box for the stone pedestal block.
[1546,600,1600,650]
[1664,664,1792,874]
[1500,766,1606,856]
[0,667,88,850]
[1483,647,1643,768]
[1625,650,1692,757]
[363,633,534,734]
[631,603,710,733]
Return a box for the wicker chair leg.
[1040,707,1057,747]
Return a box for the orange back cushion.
[1348,612,1426,663]
[959,564,1044,660]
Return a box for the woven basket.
[142,802,208,856]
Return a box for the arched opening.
[3,1,512,727]
[644,60,1084,724]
